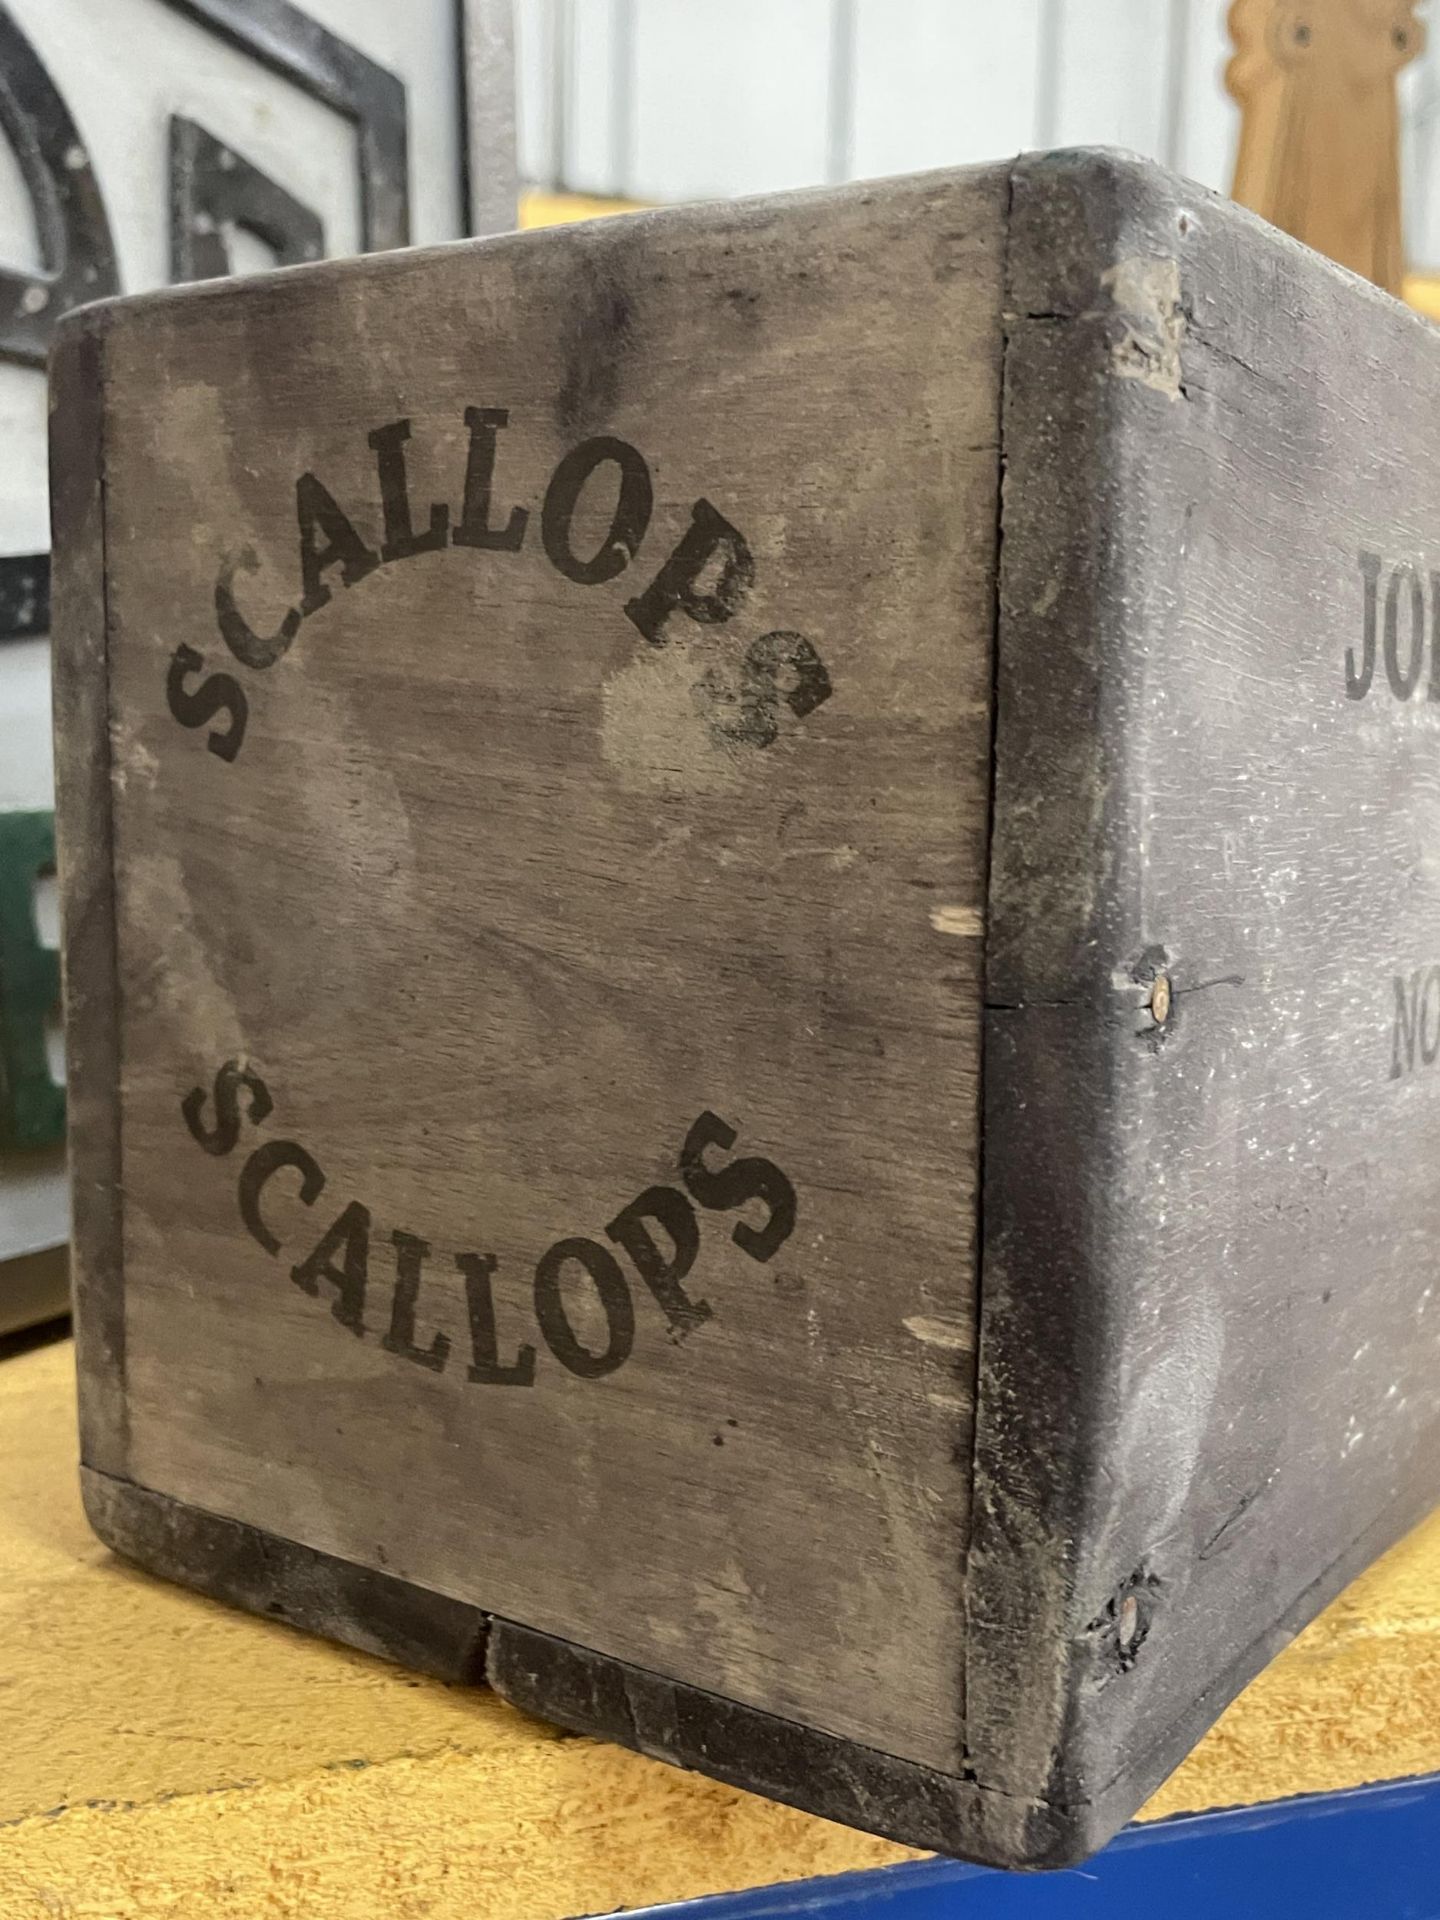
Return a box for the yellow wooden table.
[0,1332,1437,1919]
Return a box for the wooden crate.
[49,150,1440,1870]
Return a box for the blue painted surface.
[622,1776,1440,1920]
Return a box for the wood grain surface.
[1227,0,1422,292]
[58,168,1006,1775]
[49,309,125,1479]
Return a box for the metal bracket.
[0,4,121,367]
[164,0,410,249]
[0,554,50,644]
[170,117,325,282]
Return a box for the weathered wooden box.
[49,150,1440,1869]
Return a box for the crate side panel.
[979,149,1440,1824]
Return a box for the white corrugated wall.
[514,0,1440,265]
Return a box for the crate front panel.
[95,171,1005,1769]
